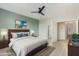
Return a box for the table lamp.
[30,30,35,36]
[1,29,7,40]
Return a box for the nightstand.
[0,40,8,49]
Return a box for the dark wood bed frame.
[8,29,48,56]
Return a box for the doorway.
[57,22,66,40]
[57,20,77,41]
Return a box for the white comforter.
[9,36,48,56]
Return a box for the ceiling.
[0,3,79,20]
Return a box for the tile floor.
[49,39,68,56]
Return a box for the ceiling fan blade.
[42,6,45,9]
[39,6,45,13]
[40,12,45,16]
[31,11,38,13]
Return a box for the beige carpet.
[0,47,15,56]
[0,46,55,56]
[34,46,55,56]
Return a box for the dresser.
[68,39,79,56]
[0,40,8,49]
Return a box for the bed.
[8,29,48,56]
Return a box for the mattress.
[9,36,48,56]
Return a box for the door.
[57,22,66,40]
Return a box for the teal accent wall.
[0,9,39,36]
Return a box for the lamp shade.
[30,30,35,35]
[1,29,7,36]
[31,30,35,34]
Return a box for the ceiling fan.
[31,6,45,16]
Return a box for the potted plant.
[72,33,79,46]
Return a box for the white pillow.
[11,33,17,38]
[11,32,22,38]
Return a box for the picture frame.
[15,20,27,29]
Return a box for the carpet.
[34,46,55,56]
[0,46,55,56]
[0,47,15,56]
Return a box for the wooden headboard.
[8,29,30,43]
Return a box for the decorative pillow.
[21,32,30,35]
[17,33,23,38]
[17,33,28,38]
[11,32,29,38]
[22,33,28,37]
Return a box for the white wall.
[39,19,49,39]
[39,18,57,42]
[39,18,55,46]
[51,19,57,42]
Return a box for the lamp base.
[3,36,5,40]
